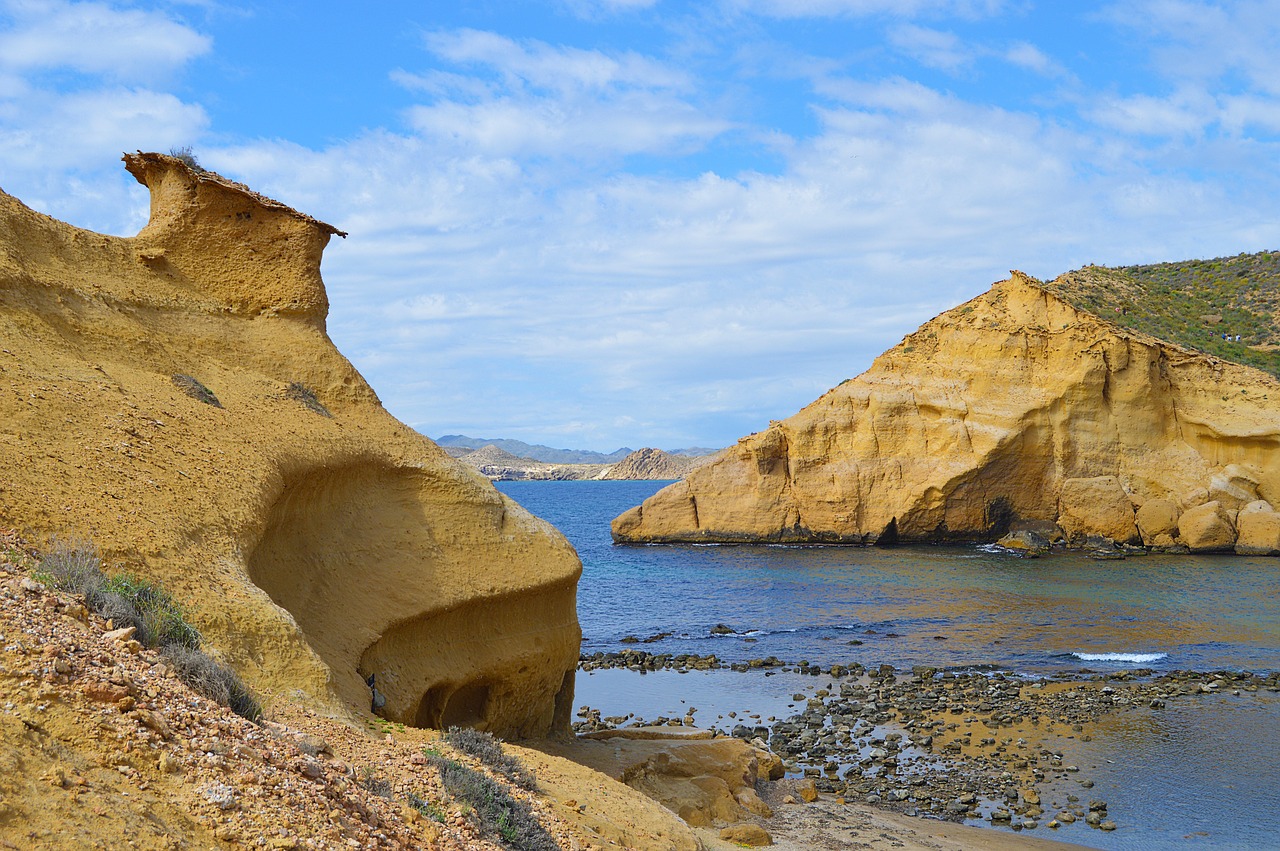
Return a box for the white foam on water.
[1071,651,1168,663]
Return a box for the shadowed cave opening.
[417,681,492,729]
[247,462,580,738]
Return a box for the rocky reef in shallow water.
[0,152,582,737]
[613,271,1280,553]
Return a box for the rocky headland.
[614,269,1280,553]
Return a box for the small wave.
[1071,652,1168,663]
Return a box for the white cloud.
[1087,88,1215,137]
[422,29,690,93]
[1220,94,1280,135]
[0,0,211,80]
[398,29,731,160]
[1004,41,1061,76]
[887,24,973,72]
[1103,0,1280,96]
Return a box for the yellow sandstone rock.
[1179,501,1238,553]
[1135,499,1180,545]
[1236,501,1280,556]
[613,273,1280,549]
[1057,476,1139,545]
[0,153,581,737]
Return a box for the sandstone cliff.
[0,153,582,737]
[613,272,1280,552]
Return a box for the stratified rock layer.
[0,153,581,737]
[613,273,1280,548]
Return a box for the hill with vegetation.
[614,270,1280,551]
[1044,251,1280,377]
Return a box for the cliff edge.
[613,271,1280,553]
[0,153,582,737]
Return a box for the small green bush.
[101,573,201,649]
[168,146,207,173]
[444,726,537,791]
[427,755,558,851]
[404,790,447,822]
[285,382,331,417]
[161,645,262,722]
[36,539,261,722]
[172,374,222,408]
[357,767,393,799]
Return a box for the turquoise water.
[498,480,1280,850]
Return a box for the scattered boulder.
[1135,498,1180,545]
[1236,501,1280,556]
[1178,501,1237,552]
[997,529,1051,555]
[565,729,767,828]
[719,823,772,846]
[1058,477,1140,545]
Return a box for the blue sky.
[3,1,1279,451]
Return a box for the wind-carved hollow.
[246,462,580,738]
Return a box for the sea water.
[497,480,1280,851]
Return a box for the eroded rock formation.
[613,272,1280,551]
[0,153,582,737]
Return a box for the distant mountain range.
[434,435,719,464]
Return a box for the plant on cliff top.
[168,146,207,174]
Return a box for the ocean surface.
[497,480,1280,851]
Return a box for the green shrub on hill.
[1044,250,1280,378]
[37,539,261,721]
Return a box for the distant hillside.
[454,444,610,481]
[435,434,634,464]
[602,448,717,480]
[1044,250,1280,377]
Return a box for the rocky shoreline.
[574,650,1280,840]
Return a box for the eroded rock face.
[0,153,581,737]
[613,273,1280,547]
